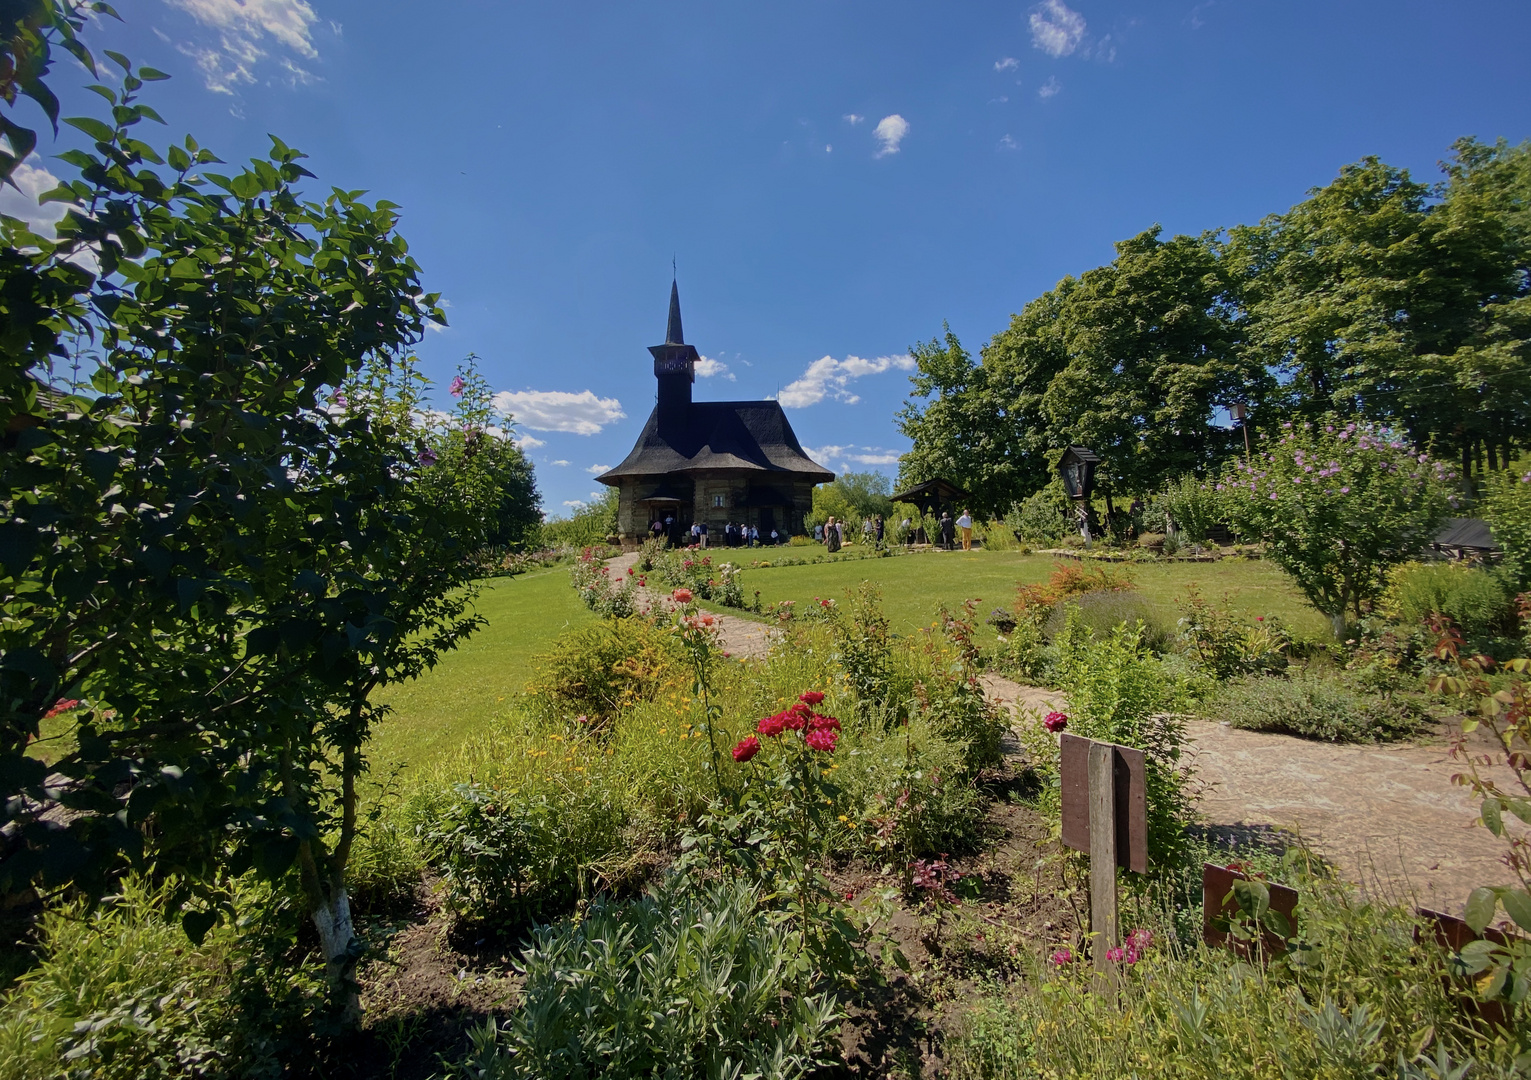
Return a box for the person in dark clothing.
[939,511,955,551]
[874,515,885,544]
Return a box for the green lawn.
[734,548,1330,643]
[368,567,596,771]
[374,549,1329,772]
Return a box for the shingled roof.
[597,400,833,484]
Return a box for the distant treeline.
[897,137,1531,517]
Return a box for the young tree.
[0,34,496,1018]
[1218,419,1458,636]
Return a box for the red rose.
[799,691,825,705]
[809,713,840,733]
[672,588,693,603]
[805,727,838,753]
[1043,711,1068,733]
[732,736,760,762]
[757,713,788,738]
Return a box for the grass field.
[369,567,596,770]
[371,550,1329,773]
[736,547,1330,641]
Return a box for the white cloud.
[994,56,1019,71]
[586,464,611,474]
[989,95,1010,104]
[563,499,587,509]
[776,354,915,408]
[512,433,545,449]
[1030,0,1086,57]
[491,389,626,435]
[695,355,735,381]
[166,0,320,94]
[843,113,865,125]
[550,459,571,467]
[0,160,67,237]
[872,114,909,158]
[805,444,904,468]
[1038,76,1062,99]
[998,134,1020,150]
[825,144,832,153]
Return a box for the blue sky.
[7,1,1530,513]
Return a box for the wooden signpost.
[1060,732,1147,976]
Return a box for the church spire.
[665,278,684,345]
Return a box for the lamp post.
[1232,402,1251,461]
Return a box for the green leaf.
[1483,799,1504,837]
[1502,889,1531,933]
[63,116,115,144]
[138,66,172,81]
[1465,887,1499,933]
[182,908,219,945]
[1231,879,1270,921]
[104,49,132,74]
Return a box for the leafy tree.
[540,486,618,548]
[897,324,1038,516]
[899,231,1262,517]
[1481,465,1531,586]
[0,33,496,1019]
[1228,144,1531,475]
[1218,419,1458,636]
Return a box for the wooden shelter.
[597,282,834,548]
[890,477,969,516]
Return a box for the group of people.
[648,515,781,549]
[814,515,886,553]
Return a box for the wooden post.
[1088,741,1119,978]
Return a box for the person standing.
[825,516,841,553]
[956,508,973,551]
[939,511,955,551]
[899,516,912,546]
[698,520,708,549]
[874,515,885,544]
[861,518,874,545]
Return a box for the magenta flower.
[1105,946,1125,963]
[1049,947,1073,966]
[418,447,439,467]
[1043,711,1068,733]
[449,375,466,397]
[731,736,760,763]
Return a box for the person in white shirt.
[956,509,974,551]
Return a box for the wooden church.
[596,282,833,548]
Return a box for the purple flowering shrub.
[1218,419,1458,637]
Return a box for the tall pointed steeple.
[665,278,684,345]
[649,277,700,437]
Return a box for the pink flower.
[672,588,693,603]
[1043,711,1068,733]
[805,727,838,752]
[732,736,760,762]
[627,567,635,575]
[417,447,439,468]
[1105,946,1125,963]
[43,698,80,719]
[449,375,465,397]
[1049,948,1073,966]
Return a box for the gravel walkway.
[980,671,1515,910]
[606,551,777,660]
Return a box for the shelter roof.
[891,477,969,508]
[1431,517,1500,552]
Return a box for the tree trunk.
[1488,442,1500,472]
[312,885,361,1025]
[1330,610,1348,640]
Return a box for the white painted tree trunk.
[312,886,361,1022]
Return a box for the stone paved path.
[606,551,777,659]
[980,671,1516,910]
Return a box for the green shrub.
[1042,589,1172,653]
[1160,473,1223,544]
[451,875,841,1080]
[1482,469,1531,586]
[1021,609,1195,866]
[568,548,638,616]
[525,618,689,725]
[0,877,321,1080]
[1207,670,1425,742]
[944,861,1515,1080]
[977,520,1025,550]
[1008,487,1069,545]
[421,778,628,925]
[1384,561,1518,641]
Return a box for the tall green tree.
[1228,143,1531,474]
[0,31,501,1019]
[899,229,1260,515]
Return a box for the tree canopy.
[898,139,1531,514]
